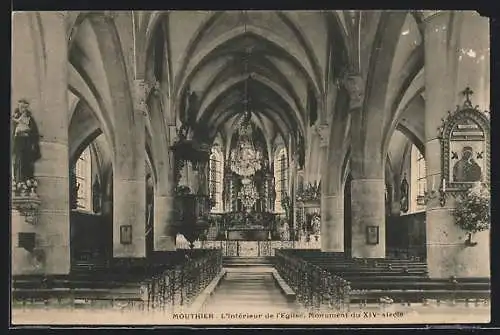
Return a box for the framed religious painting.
[439,87,490,192]
[366,225,379,245]
[120,225,133,245]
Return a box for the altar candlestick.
[442,178,446,192]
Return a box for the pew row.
[12,249,223,311]
[274,249,490,310]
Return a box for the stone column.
[423,11,490,278]
[153,124,178,251]
[12,12,71,275]
[112,80,147,258]
[321,194,344,252]
[347,72,386,258]
[154,195,176,251]
[318,124,343,252]
[350,179,386,258]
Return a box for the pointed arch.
[175,26,321,115]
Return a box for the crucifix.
[461,86,474,108]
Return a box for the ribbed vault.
[143,11,349,155]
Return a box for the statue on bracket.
[11,99,41,186]
[400,173,409,213]
[439,87,490,192]
[11,98,42,224]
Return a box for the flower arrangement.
[12,178,38,197]
[452,182,490,246]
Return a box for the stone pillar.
[318,124,344,252]
[315,124,329,183]
[12,12,70,275]
[347,71,386,258]
[154,195,176,251]
[153,124,178,251]
[113,80,147,258]
[423,11,490,278]
[321,195,344,252]
[350,179,386,258]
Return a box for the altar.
[226,226,270,241]
[193,240,319,257]
[223,211,277,241]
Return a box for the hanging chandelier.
[229,122,263,177]
[238,177,259,211]
[229,11,262,179]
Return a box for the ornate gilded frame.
[438,88,490,193]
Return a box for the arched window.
[75,147,92,211]
[410,144,426,213]
[274,147,288,213]
[209,147,224,213]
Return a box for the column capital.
[133,80,148,115]
[315,123,330,147]
[133,79,151,116]
[342,72,365,111]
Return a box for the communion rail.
[274,250,351,311]
[142,249,222,311]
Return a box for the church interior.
[11,10,491,323]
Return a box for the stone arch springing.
[350,11,408,179]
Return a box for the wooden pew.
[274,250,490,309]
[12,249,223,310]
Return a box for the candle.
[442,178,446,192]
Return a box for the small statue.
[93,179,102,213]
[70,169,80,210]
[11,99,41,184]
[400,173,409,213]
[311,213,321,235]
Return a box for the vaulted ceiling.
[154,11,343,146]
[65,10,429,172]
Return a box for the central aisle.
[201,263,302,314]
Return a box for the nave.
[12,252,490,325]
[11,10,491,325]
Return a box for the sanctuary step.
[223,256,274,268]
[200,271,300,313]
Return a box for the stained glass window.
[209,147,224,213]
[274,147,288,213]
[75,147,92,211]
